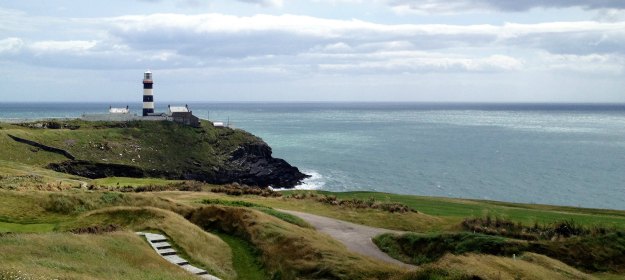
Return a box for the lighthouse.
[142,70,154,116]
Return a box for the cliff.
[0,120,308,188]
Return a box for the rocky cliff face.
[222,142,309,187]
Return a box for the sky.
[0,0,624,102]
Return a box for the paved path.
[137,232,221,280]
[279,210,415,269]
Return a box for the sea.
[1,102,624,210]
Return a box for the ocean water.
[1,102,624,210]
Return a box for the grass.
[0,159,86,190]
[166,190,625,234]
[374,232,526,265]
[430,253,593,280]
[297,191,625,230]
[374,231,625,273]
[187,205,403,279]
[0,120,261,180]
[91,177,184,187]
[0,221,56,233]
[213,231,269,280]
[200,198,312,228]
[0,232,197,279]
[65,206,236,279]
[0,179,624,279]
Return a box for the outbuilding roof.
[168,105,189,113]
[109,107,129,114]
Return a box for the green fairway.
[0,221,56,233]
[317,191,625,229]
[214,232,269,280]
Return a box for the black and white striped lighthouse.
[142,70,154,116]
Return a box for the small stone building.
[168,104,200,127]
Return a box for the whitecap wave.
[270,170,325,191]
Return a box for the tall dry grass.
[68,206,236,279]
[0,231,197,279]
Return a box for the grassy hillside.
[0,187,614,279]
[0,232,198,280]
[0,120,254,174]
[0,119,307,187]
[1,135,624,280]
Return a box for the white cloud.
[0,37,23,54]
[388,0,625,14]
[236,0,284,7]
[316,52,523,73]
[540,52,625,74]
[29,40,98,54]
[1,12,624,77]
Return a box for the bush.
[44,194,95,214]
[211,183,282,197]
[100,192,124,204]
[373,232,527,265]
[461,216,612,240]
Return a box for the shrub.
[287,194,416,213]
[211,184,282,197]
[44,194,95,214]
[461,216,611,240]
[374,232,527,265]
[100,192,124,204]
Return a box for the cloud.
[29,40,97,54]
[105,13,625,56]
[1,12,624,77]
[0,37,23,54]
[317,53,523,73]
[389,0,625,14]
[237,0,284,7]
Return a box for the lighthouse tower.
[142,70,154,116]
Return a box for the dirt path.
[279,209,415,268]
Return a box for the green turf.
[91,177,184,187]
[213,232,269,280]
[317,191,625,229]
[0,221,56,233]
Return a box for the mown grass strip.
[213,231,269,280]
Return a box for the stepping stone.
[155,242,172,250]
[150,238,168,243]
[163,255,189,266]
[181,264,206,275]
[158,248,177,256]
[199,274,222,280]
[145,233,168,243]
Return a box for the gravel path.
[279,209,415,268]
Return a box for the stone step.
[144,233,168,243]
[136,232,221,280]
[181,264,206,275]
[163,255,189,266]
[155,242,172,250]
[199,274,222,280]
[158,248,177,256]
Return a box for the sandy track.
[279,209,415,268]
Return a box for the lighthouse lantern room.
[142,70,154,116]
